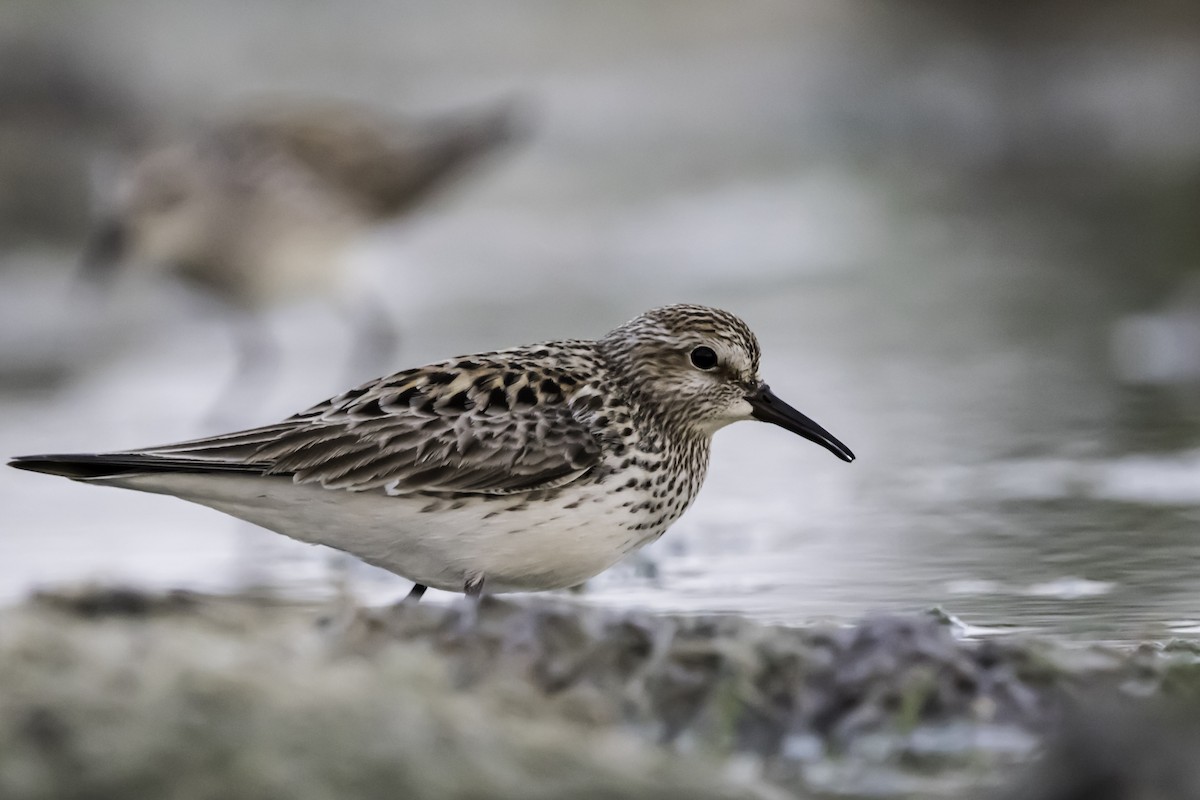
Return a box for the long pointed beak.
[745,384,855,462]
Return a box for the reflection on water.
[2,1,1200,646]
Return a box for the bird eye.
[689,346,719,370]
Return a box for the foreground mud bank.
[2,587,1199,799]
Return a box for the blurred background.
[2,0,1199,643]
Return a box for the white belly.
[102,472,674,592]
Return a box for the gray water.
[2,0,1199,644]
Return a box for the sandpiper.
[81,98,526,397]
[9,304,853,600]
[84,98,523,309]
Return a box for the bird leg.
[341,291,401,384]
[403,583,427,604]
[204,314,281,428]
[454,575,485,633]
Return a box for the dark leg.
[205,314,280,427]
[455,576,485,633]
[342,292,401,383]
[403,583,428,604]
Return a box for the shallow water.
[4,232,1198,644]
[2,1,1199,645]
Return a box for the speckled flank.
[11,304,839,594]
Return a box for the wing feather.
[213,101,519,218]
[131,356,606,496]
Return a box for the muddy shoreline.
[2,586,1198,799]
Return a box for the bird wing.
[137,358,606,496]
[215,100,520,217]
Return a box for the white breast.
[102,469,690,592]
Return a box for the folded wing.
[47,363,605,496]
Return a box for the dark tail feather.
[8,453,268,480]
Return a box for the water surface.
[2,0,1199,645]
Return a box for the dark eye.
[689,346,718,370]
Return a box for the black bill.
[746,384,855,462]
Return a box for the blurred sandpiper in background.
[2,1,1200,642]
[80,97,525,416]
